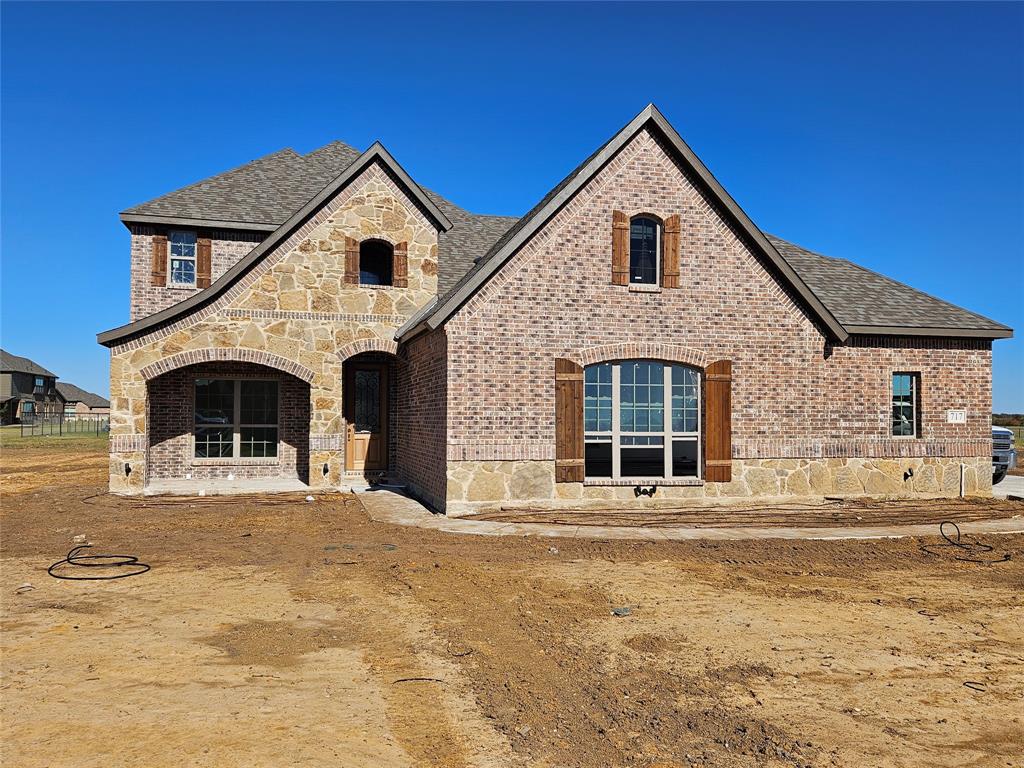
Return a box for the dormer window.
[359,239,393,286]
[629,216,660,285]
[169,231,197,286]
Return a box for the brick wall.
[128,225,265,321]
[443,127,992,465]
[395,328,448,508]
[146,361,310,482]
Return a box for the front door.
[344,363,388,472]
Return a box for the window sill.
[583,477,703,487]
[192,458,280,466]
[167,284,197,291]
[627,283,662,293]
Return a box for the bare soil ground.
[2,438,1023,767]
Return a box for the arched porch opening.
[145,360,311,493]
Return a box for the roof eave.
[119,213,280,232]
[844,324,1013,340]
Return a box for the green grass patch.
[0,425,108,452]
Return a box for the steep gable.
[403,104,849,341]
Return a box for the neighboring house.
[0,349,63,424]
[98,105,1013,510]
[56,382,111,416]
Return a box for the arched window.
[584,360,700,479]
[629,216,660,285]
[359,239,393,286]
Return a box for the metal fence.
[19,413,110,438]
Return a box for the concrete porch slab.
[357,489,1024,542]
[145,477,311,496]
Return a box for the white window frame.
[629,216,661,287]
[891,372,919,439]
[168,230,198,287]
[584,360,701,481]
[193,378,280,461]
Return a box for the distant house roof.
[55,382,110,409]
[0,349,57,378]
[105,105,1012,346]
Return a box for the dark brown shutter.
[151,234,168,286]
[612,210,629,285]
[393,241,408,288]
[555,358,584,482]
[662,214,681,288]
[344,236,360,285]
[704,360,733,482]
[196,236,212,289]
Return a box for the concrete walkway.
[357,489,1024,541]
[994,473,1024,500]
[145,477,310,496]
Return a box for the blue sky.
[2,2,1022,410]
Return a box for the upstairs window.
[33,376,44,394]
[359,239,393,286]
[629,217,660,285]
[169,231,197,286]
[891,372,920,437]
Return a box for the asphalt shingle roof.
[122,142,364,227]
[123,142,516,296]
[55,382,110,409]
[0,349,57,378]
[121,138,1009,338]
[767,236,1009,333]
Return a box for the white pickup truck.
[993,426,1017,485]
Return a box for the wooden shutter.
[196,236,212,289]
[344,236,360,285]
[151,234,168,286]
[704,360,733,482]
[555,358,584,483]
[662,214,681,288]
[612,210,629,285]
[393,241,408,288]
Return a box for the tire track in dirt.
[292,572,518,768]
[372,558,821,768]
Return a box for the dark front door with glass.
[344,363,388,472]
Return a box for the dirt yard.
[2,436,1023,767]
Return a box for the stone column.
[108,356,147,495]
[307,357,344,490]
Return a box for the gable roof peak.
[404,104,849,342]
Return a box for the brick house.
[98,105,1012,511]
[0,349,63,424]
[55,382,111,417]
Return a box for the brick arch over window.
[571,343,707,369]
[139,348,316,383]
[337,338,399,362]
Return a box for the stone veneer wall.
[444,456,993,516]
[109,163,439,494]
[147,361,310,483]
[438,127,993,512]
[129,226,266,321]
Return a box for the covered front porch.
[128,347,411,497]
